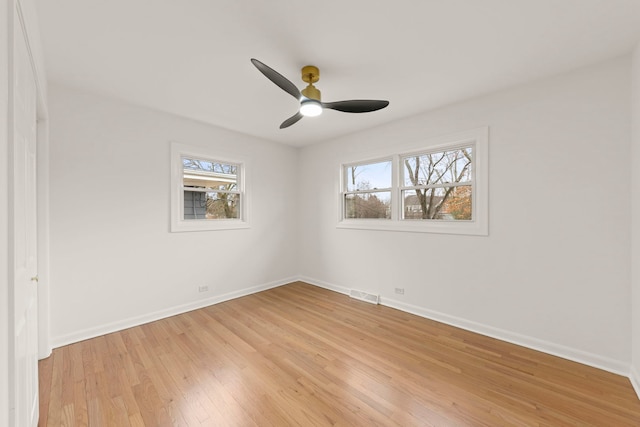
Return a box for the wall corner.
[631,40,640,400]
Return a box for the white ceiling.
[36,0,640,147]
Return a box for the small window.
[343,159,392,219]
[182,157,240,220]
[171,143,249,232]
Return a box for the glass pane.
[184,191,239,220]
[344,192,391,219]
[183,157,238,191]
[403,147,472,186]
[402,186,472,220]
[345,160,392,191]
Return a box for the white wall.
[48,84,299,346]
[1,0,10,422]
[631,43,640,395]
[298,57,632,373]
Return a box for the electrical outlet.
[198,286,209,293]
[395,287,405,295]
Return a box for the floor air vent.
[349,289,380,305]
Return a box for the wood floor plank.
[43,348,63,426]
[37,348,53,427]
[72,379,88,426]
[129,342,192,426]
[39,282,640,426]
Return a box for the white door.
[12,9,39,427]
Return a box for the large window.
[171,143,249,232]
[338,127,488,235]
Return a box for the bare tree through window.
[403,148,472,220]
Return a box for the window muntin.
[343,159,392,219]
[182,157,240,220]
[401,146,473,221]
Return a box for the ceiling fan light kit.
[251,58,389,128]
[300,99,323,117]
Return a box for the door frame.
[2,0,50,424]
[14,0,50,359]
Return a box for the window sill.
[336,219,487,236]
[171,219,250,233]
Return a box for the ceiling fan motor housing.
[302,84,321,101]
[301,65,321,101]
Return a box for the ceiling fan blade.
[280,112,304,129]
[251,58,301,100]
[322,99,389,113]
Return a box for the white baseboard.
[297,275,350,295]
[631,365,640,400]
[51,276,298,349]
[299,276,629,377]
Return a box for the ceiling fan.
[251,58,389,129]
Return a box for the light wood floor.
[39,282,640,426]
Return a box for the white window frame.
[342,157,393,220]
[337,127,488,236]
[171,142,250,232]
